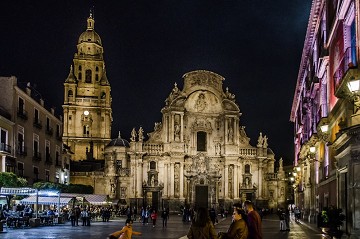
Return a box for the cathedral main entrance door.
[195,185,208,209]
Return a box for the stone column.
[170,162,175,198]
[171,114,175,142]
[225,164,229,198]
[258,160,263,198]
[180,113,184,142]
[225,117,228,144]
[163,163,168,197]
[234,165,239,199]
[309,158,316,223]
[180,162,184,198]
[136,160,143,198]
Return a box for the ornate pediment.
[191,117,213,132]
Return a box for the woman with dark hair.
[108,219,142,239]
[187,207,218,239]
[218,208,248,239]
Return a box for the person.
[108,218,142,239]
[187,207,218,239]
[74,205,81,226]
[294,207,301,222]
[150,210,157,227]
[69,209,76,227]
[218,207,248,239]
[81,208,88,226]
[284,208,290,231]
[277,208,286,231]
[243,200,262,239]
[161,208,168,228]
[209,208,217,225]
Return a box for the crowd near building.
[0,12,290,214]
[291,0,360,237]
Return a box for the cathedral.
[67,13,287,211]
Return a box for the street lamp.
[347,77,360,125]
[310,146,316,154]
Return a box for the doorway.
[195,185,208,209]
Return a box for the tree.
[0,172,28,206]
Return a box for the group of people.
[187,200,263,239]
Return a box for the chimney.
[40,99,44,107]
[51,107,55,115]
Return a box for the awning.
[0,187,37,195]
[84,194,108,205]
[20,196,72,206]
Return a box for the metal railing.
[17,108,28,120]
[334,46,358,92]
[0,143,11,154]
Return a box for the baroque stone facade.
[69,14,287,211]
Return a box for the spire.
[118,131,121,139]
[65,65,76,83]
[87,10,95,30]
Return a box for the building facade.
[0,76,67,185]
[290,0,360,237]
[62,13,112,162]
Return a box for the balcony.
[17,108,28,120]
[45,156,53,165]
[334,46,358,95]
[33,118,42,129]
[46,127,53,136]
[32,152,41,161]
[0,143,11,154]
[17,146,27,156]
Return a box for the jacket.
[109,225,141,239]
[224,219,248,239]
[187,221,218,239]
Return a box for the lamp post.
[347,78,360,125]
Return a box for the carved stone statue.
[195,93,207,112]
[138,127,144,142]
[257,132,264,147]
[279,157,283,168]
[215,143,221,155]
[228,126,234,143]
[263,135,268,148]
[174,123,181,139]
[130,128,136,142]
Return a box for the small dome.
[78,30,102,46]
[77,13,102,46]
[106,132,130,148]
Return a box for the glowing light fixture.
[310,146,316,153]
[320,124,329,133]
[84,110,89,116]
[296,167,301,172]
[347,78,360,93]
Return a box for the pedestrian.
[277,209,286,231]
[218,207,248,239]
[150,210,157,227]
[74,206,81,226]
[108,218,142,239]
[209,208,217,225]
[161,208,168,228]
[80,208,88,226]
[284,208,290,231]
[187,207,218,239]
[141,207,146,225]
[243,200,262,239]
[69,209,75,227]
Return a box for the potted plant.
[320,206,345,239]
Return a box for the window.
[95,74,99,81]
[85,69,92,83]
[56,124,61,138]
[197,131,206,151]
[96,66,99,72]
[33,134,39,157]
[245,164,250,174]
[68,90,73,99]
[78,65,82,71]
[45,140,50,162]
[46,117,50,131]
[150,161,156,170]
[101,92,106,99]
[34,108,39,123]
[18,163,24,177]
[18,97,24,112]
[17,126,25,154]
[0,128,8,152]
[33,167,39,181]
[78,72,82,81]
[83,125,90,137]
[56,146,60,166]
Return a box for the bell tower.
[63,12,112,161]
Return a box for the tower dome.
[78,13,102,46]
[106,132,130,148]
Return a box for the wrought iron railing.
[334,46,358,92]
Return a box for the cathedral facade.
[68,14,287,211]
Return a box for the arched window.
[197,131,206,151]
[78,73,82,81]
[78,65,82,71]
[245,164,250,173]
[85,69,92,83]
[96,66,99,72]
[68,90,73,97]
[83,125,90,137]
[150,161,156,170]
[101,92,106,99]
[95,74,99,81]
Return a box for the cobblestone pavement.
[0,213,331,239]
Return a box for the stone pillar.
[258,160,263,199]
[171,114,175,142]
[163,163,168,197]
[180,113,184,142]
[180,162,184,198]
[225,164,229,198]
[1,155,5,172]
[234,165,239,199]
[170,162,175,198]
[225,117,229,144]
[303,159,311,220]
[136,161,143,198]
[309,158,316,223]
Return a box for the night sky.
[0,0,311,165]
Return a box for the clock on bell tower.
[62,12,112,161]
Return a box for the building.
[0,76,67,184]
[290,0,359,237]
[62,12,112,162]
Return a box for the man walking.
[243,200,262,239]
